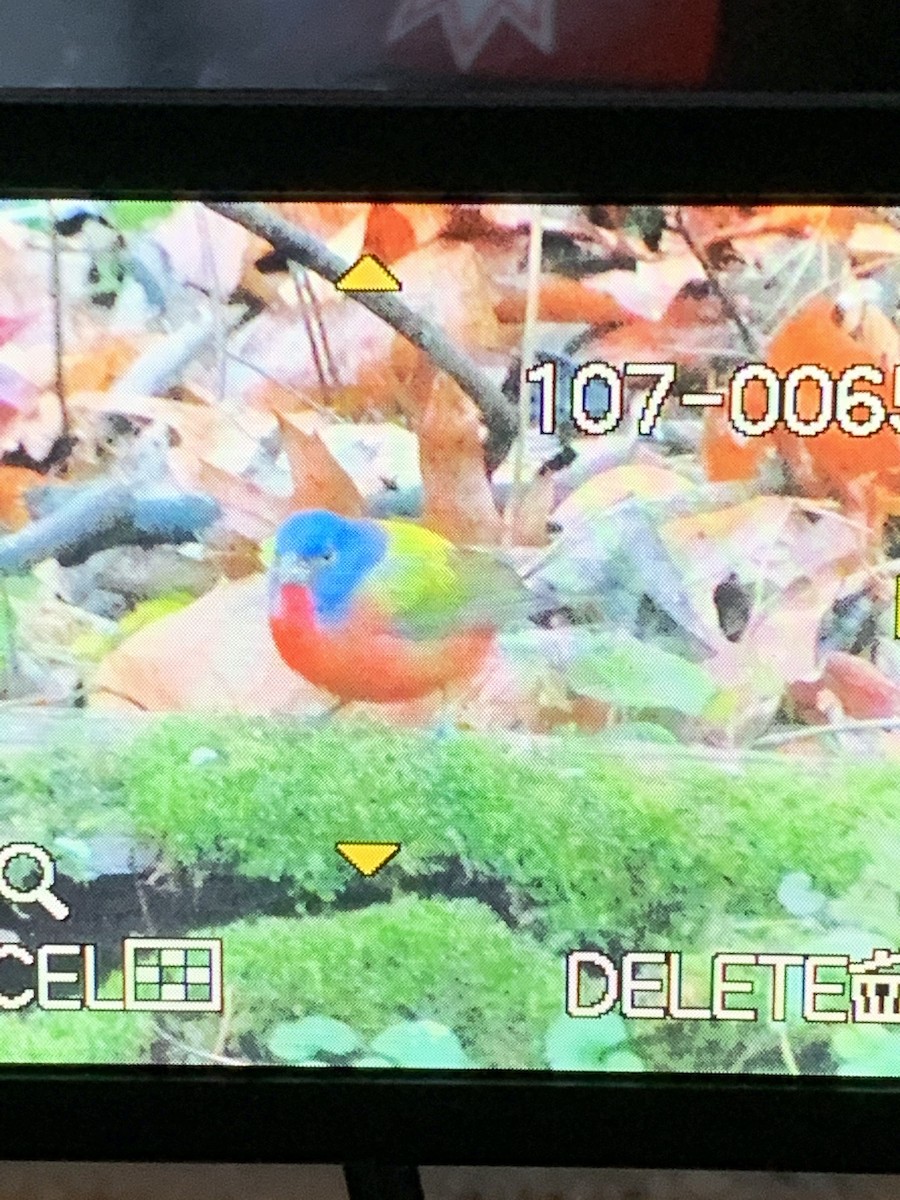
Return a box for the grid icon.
[123,938,223,1012]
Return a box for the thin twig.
[213,985,234,1058]
[778,1027,801,1076]
[155,1025,252,1067]
[674,208,758,355]
[196,208,229,406]
[224,349,345,421]
[297,265,341,386]
[47,202,69,438]
[505,204,543,544]
[292,266,334,404]
[754,716,900,748]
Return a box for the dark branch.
[205,201,517,472]
[0,482,220,574]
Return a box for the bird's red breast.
[269,583,494,704]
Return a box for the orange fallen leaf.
[711,205,865,243]
[494,276,633,326]
[365,204,418,265]
[766,295,900,498]
[0,464,49,530]
[63,335,143,395]
[701,407,770,483]
[364,204,451,265]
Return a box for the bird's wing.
[361,520,530,640]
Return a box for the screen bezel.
[0,91,899,1169]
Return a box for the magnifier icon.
[0,843,70,920]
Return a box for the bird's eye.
[321,548,336,563]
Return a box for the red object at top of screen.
[384,0,720,86]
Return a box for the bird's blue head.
[270,509,387,624]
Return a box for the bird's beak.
[275,551,312,586]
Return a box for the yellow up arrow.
[335,254,402,293]
[336,842,401,877]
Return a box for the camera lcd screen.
[1,199,899,1078]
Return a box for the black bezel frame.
[0,92,899,1170]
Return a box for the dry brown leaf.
[70,390,217,448]
[89,575,327,715]
[709,570,848,728]
[848,221,900,261]
[662,496,864,595]
[270,202,372,242]
[153,207,250,295]
[389,334,437,421]
[584,251,707,322]
[419,375,502,545]
[856,302,900,374]
[3,389,65,463]
[277,412,366,517]
[556,463,695,523]
[193,460,286,542]
[709,205,865,243]
[791,651,900,721]
[239,303,404,421]
[396,241,509,353]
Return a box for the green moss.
[212,897,560,1068]
[121,718,885,947]
[0,739,140,886]
[0,714,897,1072]
[0,1008,151,1064]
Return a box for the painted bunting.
[268,509,526,704]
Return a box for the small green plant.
[833,1024,900,1076]
[266,1015,471,1069]
[208,897,560,1068]
[544,1012,644,1072]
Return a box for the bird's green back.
[362,520,530,639]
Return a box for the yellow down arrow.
[336,842,401,877]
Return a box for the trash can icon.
[849,949,900,1024]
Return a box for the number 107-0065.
[526,360,900,440]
